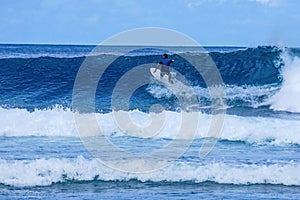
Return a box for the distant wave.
[0,44,94,59]
[0,44,245,59]
[1,156,299,187]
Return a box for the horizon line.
[0,42,295,48]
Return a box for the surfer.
[154,53,174,83]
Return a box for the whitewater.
[1,108,300,145]
[0,44,300,199]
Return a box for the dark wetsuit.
[159,58,174,73]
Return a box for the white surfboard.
[150,67,195,97]
[150,68,173,85]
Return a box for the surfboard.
[150,67,196,99]
[150,68,173,85]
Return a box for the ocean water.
[0,44,300,199]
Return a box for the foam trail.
[147,84,279,109]
[269,52,300,112]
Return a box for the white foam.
[146,85,174,99]
[147,83,279,109]
[221,115,300,145]
[0,107,77,137]
[1,107,300,145]
[269,52,300,112]
[223,84,279,108]
[0,157,299,187]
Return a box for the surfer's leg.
[168,72,173,83]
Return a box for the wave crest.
[269,51,300,112]
[1,157,299,187]
[1,107,300,145]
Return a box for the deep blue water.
[0,44,300,199]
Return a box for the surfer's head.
[163,53,168,58]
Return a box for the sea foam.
[1,107,300,145]
[269,51,300,112]
[0,157,299,187]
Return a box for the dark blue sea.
[0,44,300,199]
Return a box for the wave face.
[210,46,283,85]
[0,45,293,113]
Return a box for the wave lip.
[269,51,300,113]
[0,157,299,187]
